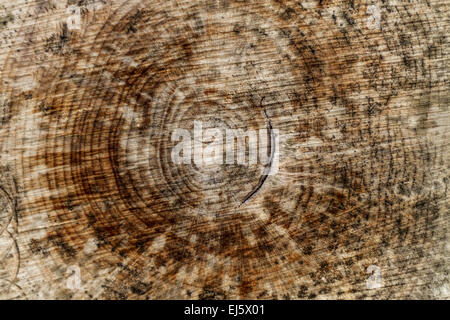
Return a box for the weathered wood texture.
[0,0,448,299]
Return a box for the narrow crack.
[241,97,275,205]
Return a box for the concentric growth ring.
[0,0,446,299]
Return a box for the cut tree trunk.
[0,0,448,299]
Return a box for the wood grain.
[0,0,448,299]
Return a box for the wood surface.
[0,0,448,299]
